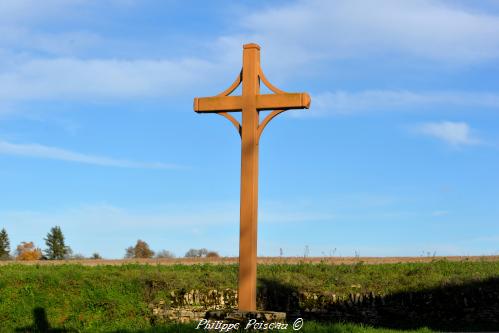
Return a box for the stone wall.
[150,289,237,323]
[149,278,499,330]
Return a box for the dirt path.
[1,255,499,266]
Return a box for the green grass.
[0,259,498,332]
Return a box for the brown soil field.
[1,255,499,266]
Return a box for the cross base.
[205,310,287,327]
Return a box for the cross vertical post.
[194,43,311,312]
[239,43,260,311]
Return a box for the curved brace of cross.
[217,70,242,97]
[218,112,242,137]
[259,68,286,94]
[193,63,310,142]
[257,109,285,142]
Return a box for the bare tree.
[155,250,175,259]
[185,248,210,258]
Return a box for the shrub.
[206,251,220,258]
[91,252,102,259]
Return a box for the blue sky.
[1,0,498,258]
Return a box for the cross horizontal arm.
[194,93,311,113]
[194,96,242,113]
[256,93,310,111]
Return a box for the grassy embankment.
[1,259,498,332]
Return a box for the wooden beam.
[237,41,260,312]
[194,95,243,113]
[194,93,311,113]
[256,93,311,111]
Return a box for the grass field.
[1,258,498,332]
[2,255,498,266]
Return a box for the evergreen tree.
[44,226,71,260]
[0,228,10,260]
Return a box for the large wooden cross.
[194,43,310,311]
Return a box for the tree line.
[124,239,219,259]
[0,226,90,260]
[0,227,219,260]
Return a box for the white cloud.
[0,0,82,23]
[0,202,238,258]
[0,0,132,25]
[1,200,334,233]
[1,1,498,108]
[0,200,335,257]
[432,210,449,217]
[0,57,219,101]
[0,1,229,104]
[2,1,499,106]
[0,140,179,169]
[0,28,104,57]
[469,235,499,243]
[415,121,480,146]
[0,1,141,58]
[2,203,235,229]
[291,90,499,116]
[239,0,499,66]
